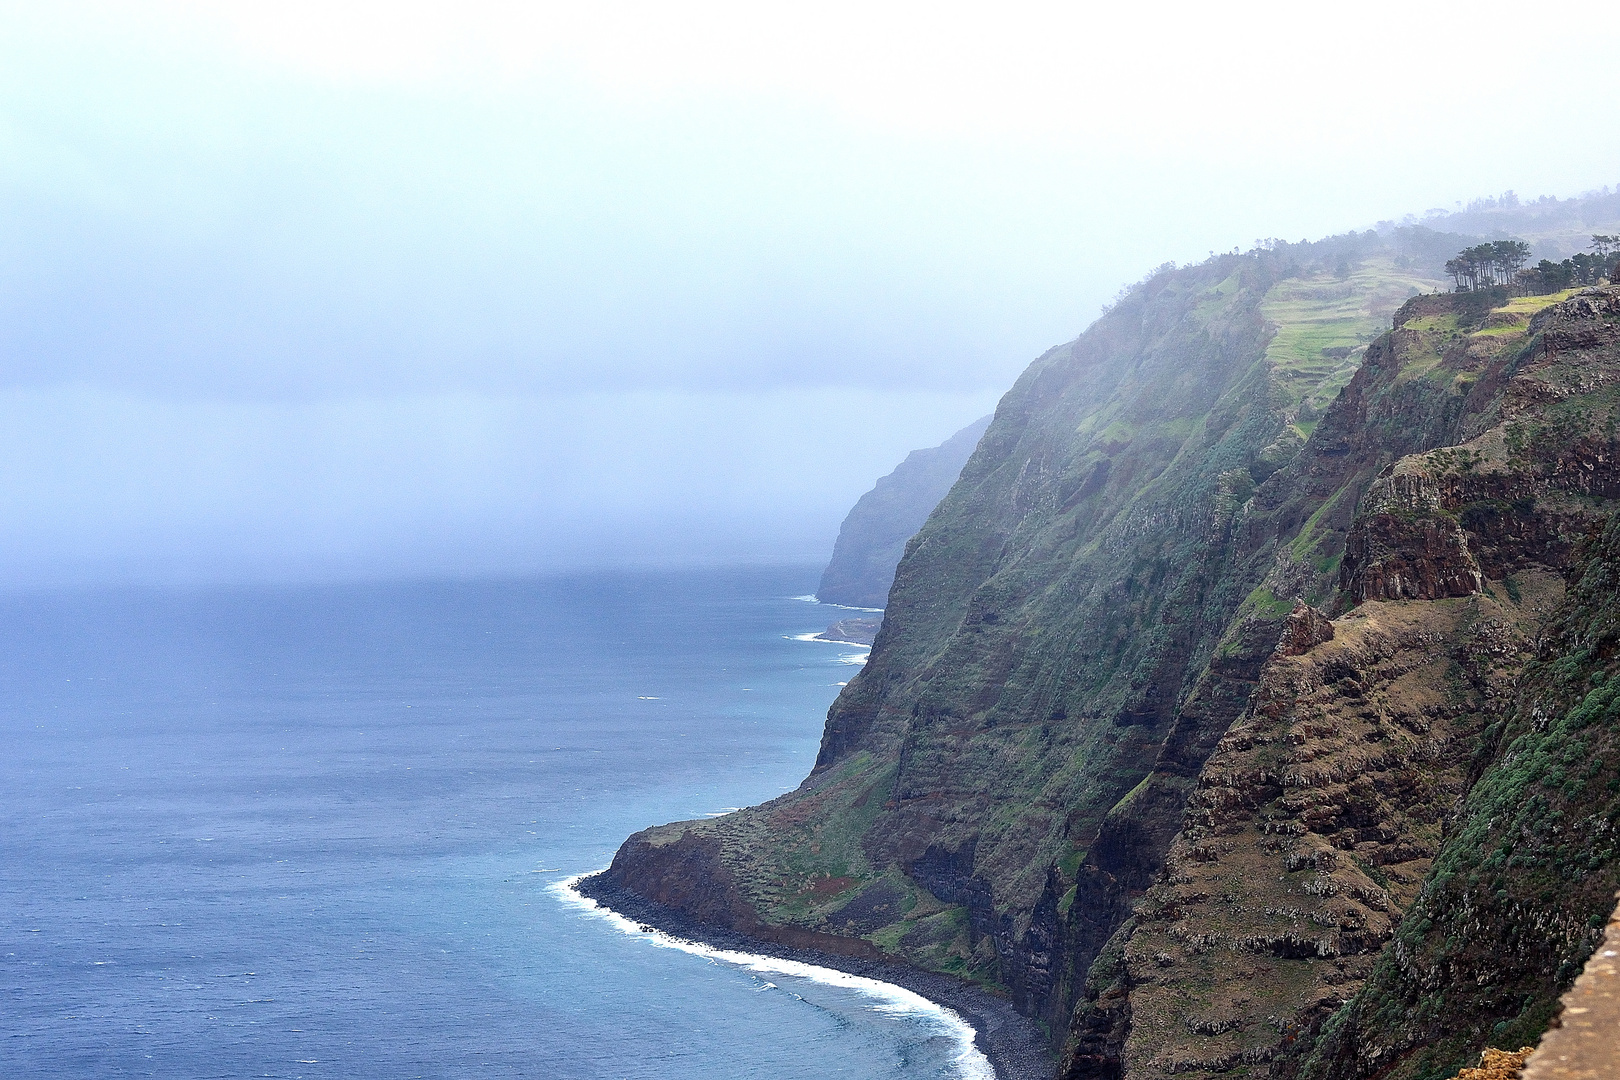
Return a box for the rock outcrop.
[815,616,882,645]
[594,234,1620,1079]
[1454,1047,1535,1080]
[1066,286,1620,1080]
[1276,602,1336,656]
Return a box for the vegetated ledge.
[574,871,1056,1080]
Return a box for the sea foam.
[789,595,884,613]
[554,873,994,1080]
[788,632,871,664]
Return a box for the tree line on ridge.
[1446,235,1619,293]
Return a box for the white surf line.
[554,873,994,1080]
[789,595,885,613]
[789,631,872,647]
[787,633,872,665]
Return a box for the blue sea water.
[0,567,984,1079]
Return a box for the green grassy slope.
[595,193,1620,1078]
[601,233,1456,1021]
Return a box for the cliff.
[817,414,992,608]
[591,220,1620,1078]
[1292,293,1620,1079]
[594,234,1455,1004]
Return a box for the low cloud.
[0,384,995,586]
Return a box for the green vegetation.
[605,214,1620,1080]
[1449,234,1618,295]
[1259,255,1436,415]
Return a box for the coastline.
[570,872,1055,1080]
[789,594,885,614]
[790,630,874,650]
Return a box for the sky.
[2,0,1618,586]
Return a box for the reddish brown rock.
[1341,510,1482,603]
[1276,601,1335,656]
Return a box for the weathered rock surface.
[1453,1047,1535,1080]
[1289,526,1620,1077]
[1108,586,1554,1080]
[599,274,1620,1079]
[1276,602,1336,657]
[1341,509,1483,602]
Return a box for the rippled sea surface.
[0,567,978,1079]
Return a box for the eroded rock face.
[1276,603,1336,657]
[605,830,752,929]
[1067,288,1620,1080]
[1342,509,1482,602]
[1292,516,1620,1080]
[1107,588,1550,1080]
[600,824,889,959]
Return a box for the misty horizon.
[4,3,1619,588]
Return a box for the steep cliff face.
[1058,288,1528,1074]
[595,237,1450,1011]
[593,233,1620,1079]
[1095,589,1554,1079]
[816,415,993,609]
[1063,288,1620,1080]
[1301,530,1620,1077]
[1289,290,1620,1080]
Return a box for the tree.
[1446,252,1477,291]
[1590,237,1620,282]
[1492,239,1531,282]
[1571,252,1606,285]
[1447,239,1533,292]
[1520,259,1572,295]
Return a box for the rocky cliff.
[1063,287,1620,1080]
[817,414,992,609]
[593,234,1452,999]
[590,223,1620,1079]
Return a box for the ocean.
[0,567,989,1079]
